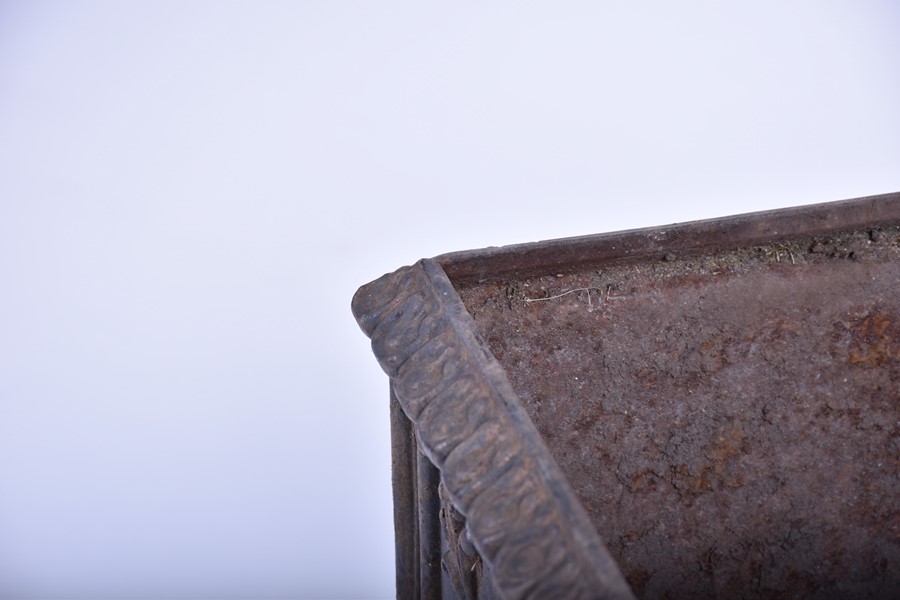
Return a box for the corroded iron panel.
[457,226,900,598]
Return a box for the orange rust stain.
[637,368,657,390]
[849,310,898,368]
[629,468,661,494]
[671,427,749,498]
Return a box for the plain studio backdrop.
[0,1,897,598]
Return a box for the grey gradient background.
[0,1,898,598]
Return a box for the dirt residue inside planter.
[456,228,900,599]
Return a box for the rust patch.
[849,309,899,368]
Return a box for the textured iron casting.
[353,191,900,599]
[353,260,635,600]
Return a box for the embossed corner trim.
[353,259,635,600]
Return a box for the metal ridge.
[437,191,900,284]
[352,259,635,600]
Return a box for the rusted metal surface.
[354,192,900,599]
[390,386,444,599]
[389,389,419,597]
[439,192,900,284]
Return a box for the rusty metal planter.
[352,193,900,599]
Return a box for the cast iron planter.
[352,192,900,599]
